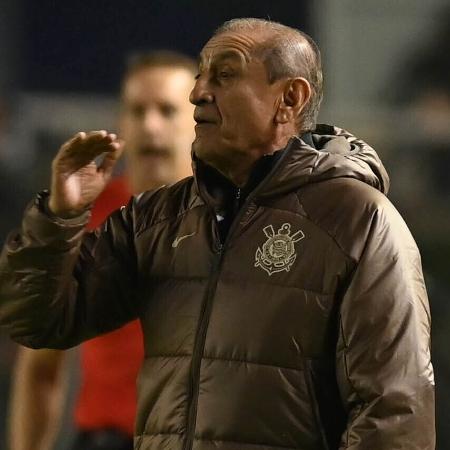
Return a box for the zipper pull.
[233,188,242,214]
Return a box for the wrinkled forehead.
[199,32,262,70]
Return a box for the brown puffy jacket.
[0,125,435,449]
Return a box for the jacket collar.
[192,124,389,206]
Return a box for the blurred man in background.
[8,50,196,450]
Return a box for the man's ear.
[275,77,311,125]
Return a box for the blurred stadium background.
[0,0,449,448]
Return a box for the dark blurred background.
[0,0,449,448]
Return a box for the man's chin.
[192,141,230,174]
[192,137,215,162]
[132,159,172,188]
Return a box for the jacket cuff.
[20,191,91,247]
[35,190,92,225]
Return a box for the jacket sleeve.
[0,193,140,349]
[336,200,435,449]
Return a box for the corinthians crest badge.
[255,223,305,276]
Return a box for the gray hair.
[214,18,323,133]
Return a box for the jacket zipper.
[184,255,222,450]
[184,188,244,450]
[184,148,293,450]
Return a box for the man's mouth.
[194,118,218,131]
[195,121,215,127]
[195,118,215,125]
[194,109,217,125]
[137,147,170,158]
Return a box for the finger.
[69,130,113,148]
[98,139,125,176]
[75,131,87,140]
[82,130,110,144]
[77,138,122,164]
[86,130,108,138]
[56,140,119,173]
[89,137,122,155]
[53,132,118,177]
[59,131,102,154]
[62,133,117,160]
[79,132,120,151]
[60,131,86,150]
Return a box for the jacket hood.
[192,124,389,201]
[256,124,389,199]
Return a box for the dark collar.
[195,132,313,211]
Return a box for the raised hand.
[48,130,124,218]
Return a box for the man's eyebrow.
[199,49,247,70]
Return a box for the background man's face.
[120,66,195,191]
[190,31,283,170]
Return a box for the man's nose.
[142,109,164,134]
[189,76,214,105]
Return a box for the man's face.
[190,31,284,169]
[120,66,195,191]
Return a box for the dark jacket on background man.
[0,125,435,450]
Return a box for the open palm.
[49,131,124,218]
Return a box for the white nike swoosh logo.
[172,232,196,248]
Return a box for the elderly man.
[0,18,435,450]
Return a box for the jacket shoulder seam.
[294,191,357,263]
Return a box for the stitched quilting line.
[135,200,205,239]
[201,355,302,372]
[194,436,302,450]
[138,432,302,450]
[140,431,182,436]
